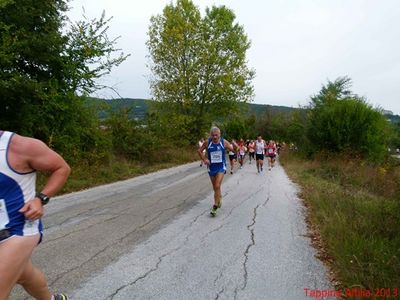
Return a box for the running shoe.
[210,205,218,217]
[54,294,68,300]
[230,170,233,174]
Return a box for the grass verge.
[280,151,400,293]
[38,147,198,194]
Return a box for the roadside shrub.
[306,78,391,162]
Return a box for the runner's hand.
[204,159,210,166]
[19,198,44,220]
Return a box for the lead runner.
[197,127,237,216]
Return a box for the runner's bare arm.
[11,135,70,220]
[197,140,210,165]
[18,136,71,196]
[224,140,236,152]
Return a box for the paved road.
[11,159,332,300]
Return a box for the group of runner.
[226,138,246,174]
[0,126,280,299]
[197,127,280,217]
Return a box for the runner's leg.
[0,234,51,300]
[210,172,224,206]
[17,258,52,299]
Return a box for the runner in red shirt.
[237,139,246,169]
[266,140,277,170]
[247,140,255,164]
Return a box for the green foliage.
[104,107,190,162]
[284,110,308,145]
[389,121,400,150]
[47,94,112,164]
[0,0,128,163]
[105,108,144,158]
[254,108,307,144]
[146,102,194,146]
[306,77,391,162]
[147,0,254,140]
[222,112,256,140]
[0,0,68,133]
[310,76,353,109]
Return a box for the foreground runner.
[0,130,71,300]
[198,127,237,216]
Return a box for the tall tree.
[147,0,254,140]
[0,0,67,136]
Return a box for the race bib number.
[210,151,223,163]
[268,148,274,154]
[0,199,9,230]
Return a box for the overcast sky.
[67,0,400,115]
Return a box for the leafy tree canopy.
[147,0,255,140]
[0,0,128,158]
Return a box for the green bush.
[306,78,391,162]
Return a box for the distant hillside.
[88,98,399,123]
[246,103,300,117]
[87,98,151,120]
[89,98,300,120]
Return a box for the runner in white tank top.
[255,135,266,173]
[0,130,70,300]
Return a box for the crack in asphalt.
[215,287,225,300]
[189,209,209,228]
[212,258,232,299]
[56,164,277,298]
[48,207,96,228]
[200,222,227,243]
[205,182,265,299]
[48,210,164,287]
[50,169,203,231]
[234,204,260,300]
[44,212,123,245]
[220,186,264,222]
[44,192,149,242]
[104,184,243,299]
[47,185,197,246]
[48,192,201,287]
[107,245,182,300]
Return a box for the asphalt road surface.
[10,158,333,300]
